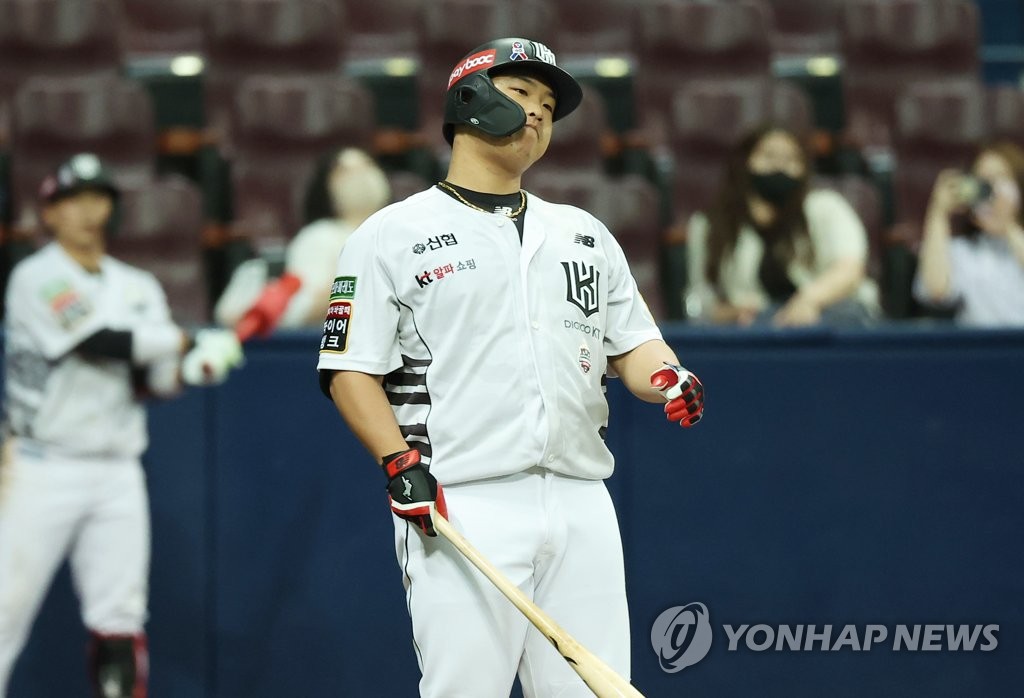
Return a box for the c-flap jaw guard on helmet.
[447,73,528,140]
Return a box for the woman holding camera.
[915,141,1024,326]
[685,124,880,327]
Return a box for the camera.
[957,175,994,207]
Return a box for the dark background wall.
[6,326,1024,697]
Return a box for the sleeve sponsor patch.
[320,300,352,354]
[40,279,92,330]
[330,276,357,300]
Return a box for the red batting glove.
[382,449,448,536]
[650,363,705,427]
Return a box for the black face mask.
[750,170,801,205]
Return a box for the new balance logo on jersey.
[562,261,601,317]
[574,234,595,248]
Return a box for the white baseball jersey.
[3,242,179,459]
[317,187,662,485]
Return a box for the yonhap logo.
[651,602,713,673]
[650,601,1000,677]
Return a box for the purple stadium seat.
[668,78,813,219]
[986,86,1024,151]
[892,80,987,235]
[121,0,207,56]
[760,0,842,56]
[10,75,156,230]
[553,0,640,57]
[341,0,423,60]
[0,0,122,143]
[229,74,376,245]
[633,0,773,146]
[109,176,209,325]
[203,0,346,143]
[839,0,980,151]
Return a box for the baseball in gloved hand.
[650,362,705,427]
[382,448,447,537]
[181,329,245,386]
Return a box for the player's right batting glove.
[650,362,705,427]
[382,449,448,537]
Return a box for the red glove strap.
[382,449,420,479]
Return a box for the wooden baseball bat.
[432,514,645,698]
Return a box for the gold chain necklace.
[437,181,526,218]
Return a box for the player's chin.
[524,133,550,161]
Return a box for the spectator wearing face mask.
[215,148,392,331]
[683,124,880,327]
[914,141,1024,327]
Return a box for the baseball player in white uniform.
[317,39,705,697]
[0,154,243,698]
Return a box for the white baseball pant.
[0,439,150,696]
[395,467,631,698]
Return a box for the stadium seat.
[892,80,987,232]
[341,0,423,60]
[839,0,980,151]
[760,0,843,57]
[9,75,156,231]
[667,78,814,220]
[109,176,209,325]
[633,0,773,145]
[986,85,1024,150]
[0,0,122,143]
[121,0,206,56]
[203,0,346,143]
[228,74,376,246]
[553,0,640,57]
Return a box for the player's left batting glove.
[650,363,705,427]
[182,329,245,386]
[382,448,448,537]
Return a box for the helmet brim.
[44,182,119,205]
[487,61,583,122]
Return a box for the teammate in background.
[0,154,243,698]
[214,148,391,334]
[317,38,704,697]
[914,141,1024,326]
[684,124,880,327]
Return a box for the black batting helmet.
[38,153,120,205]
[442,37,583,145]
[38,153,121,236]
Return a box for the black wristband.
[382,448,419,479]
